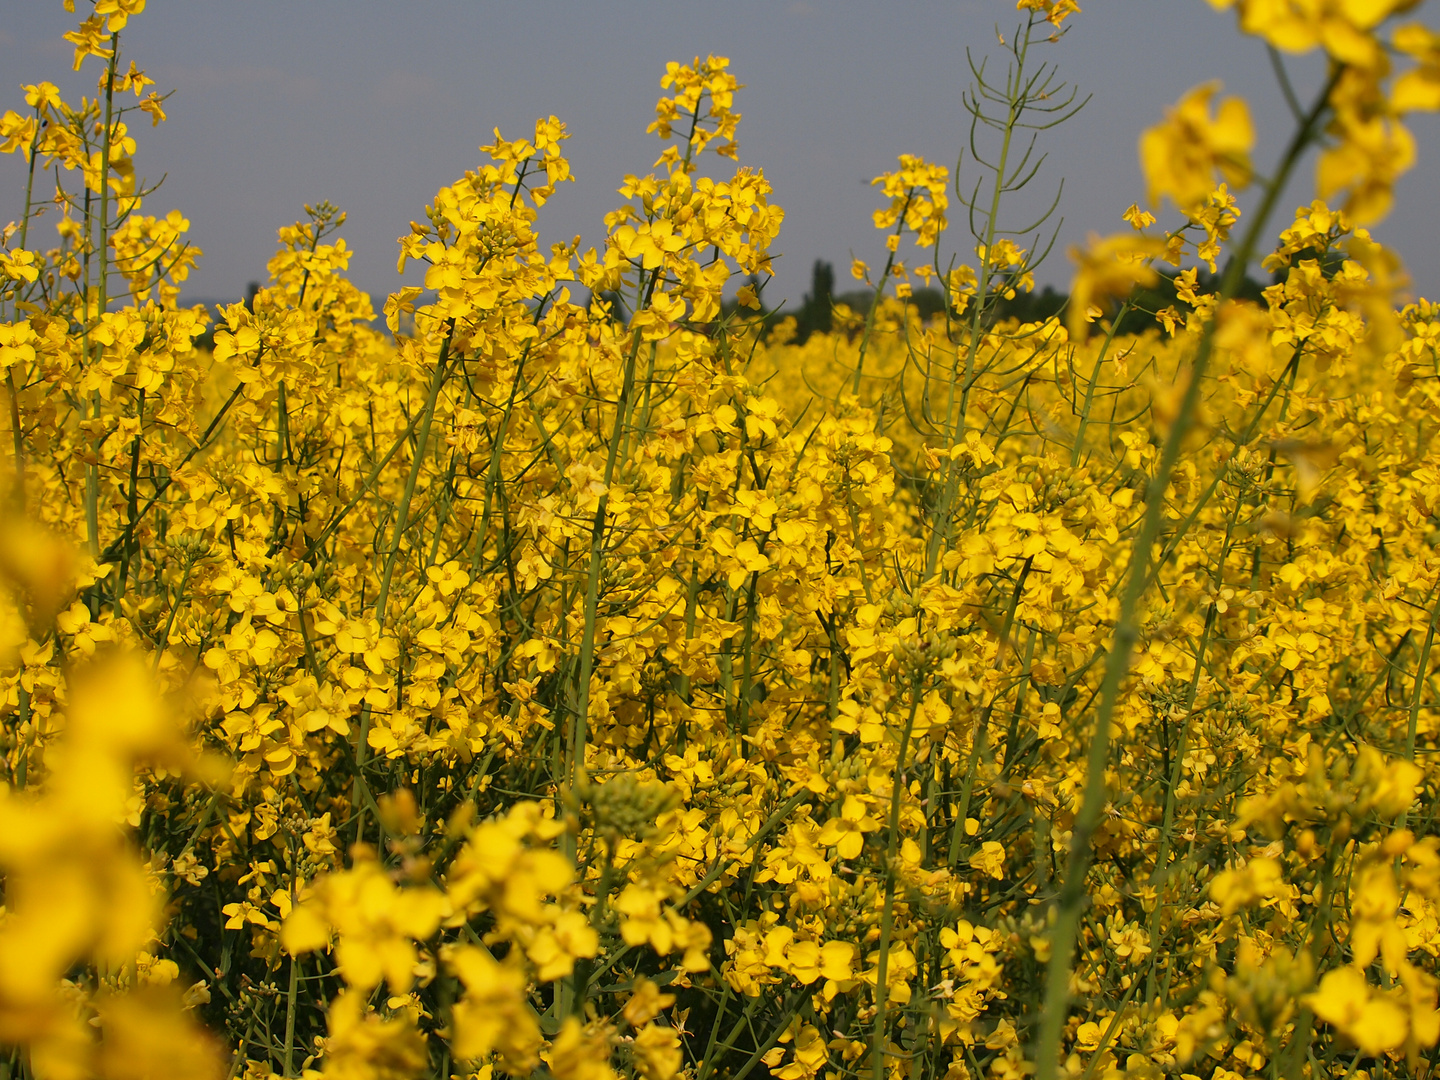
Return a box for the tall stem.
[6,113,42,504]
[84,40,122,565]
[1069,300,1132,469]
[871,677,922,1080]
[558,272,658,1027]
[1031,68,1340,1080]
[926,25,1031,579]
[283,836,301,1078]
[569,274,656,788]
[851,206,910,395]
[353,324,453,843]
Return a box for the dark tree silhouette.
[794,259,835,344]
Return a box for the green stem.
[13,686,31,790]
[925,25,1032,579]
[1404,586,1437,767]
[152,552,195,673]
[6,115,40,504]
[83,38,122,565]
[1070,300,1132,469]
[353,322,453,843]
[851,205,910,396]
[1032,68,1340,1080]
[871,677,922,1080]
[283,857,300,1077]
[1395,584,1439,839]
[704,992,804,1080]
[7,372,24,505]
[96,37,118,319]
[1141,604,1216,1006]
[559,272,657,1017]
[570,274,657,788]
[115,387,144,604]
[947,557,1033,866]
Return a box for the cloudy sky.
[3,1,1436,311]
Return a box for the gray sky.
[3,1,1436,311]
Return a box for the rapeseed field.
[3,2,1440,1078]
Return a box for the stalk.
[947,557,1032,866]
[95,38,118,322]
[1069,299,1132,468]
[115,388,144,603]
[700,992,804,1080]
[1139,493,1241,979]
[83,40,123,566]
[1134,345,1302,600]
[1395,585,1439,839]
[851,206,911,395]
[556,273,656,1020]
[569,272,657,787]
[283,836,301,1078]
[1031,69,1341,1080]
[13,687,32,790]
[735,568,761,736]
[6,372,23,507]
[1140,603,1217,1007]
[372,328,454,626]
[925,23,1033,579]
[6,109,42,504]
[352,323,454,843]
[151,547,197,673]
[871,677,922,1080]
[1404,587,1437,767]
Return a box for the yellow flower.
[444,801,572,924]
[0,320,38,367]
[525,907,600,981]
[0,112,38,159]
[771,1024,829,1080]
[968,841,1007,880]
[622,977,676,1028]
[1305,966,1409,1055]
[62,15,114,71]
[1139,82,1254,210]
[1122,203,1156,230]
[711,527,770,589]
[446,944,543,1069]
[1065,232,1164,338]
[23,81,63,113]
[817,794,882,860]
[1209,0,1409,70]
[612,220,685,271]
[871,154,949,247]
[1317,109,1415,223]
[633,1023,683,1080]
[1017,0,1082,28]
[1393,22,1440,112]
[95,0,146,32]
[312,990,428,1080]
[281,853,449,993]
[545,1017,618,1080]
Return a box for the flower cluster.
[2,3,1440,1080]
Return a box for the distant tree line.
[187,254,1297,353]
[775,258,1279,344]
